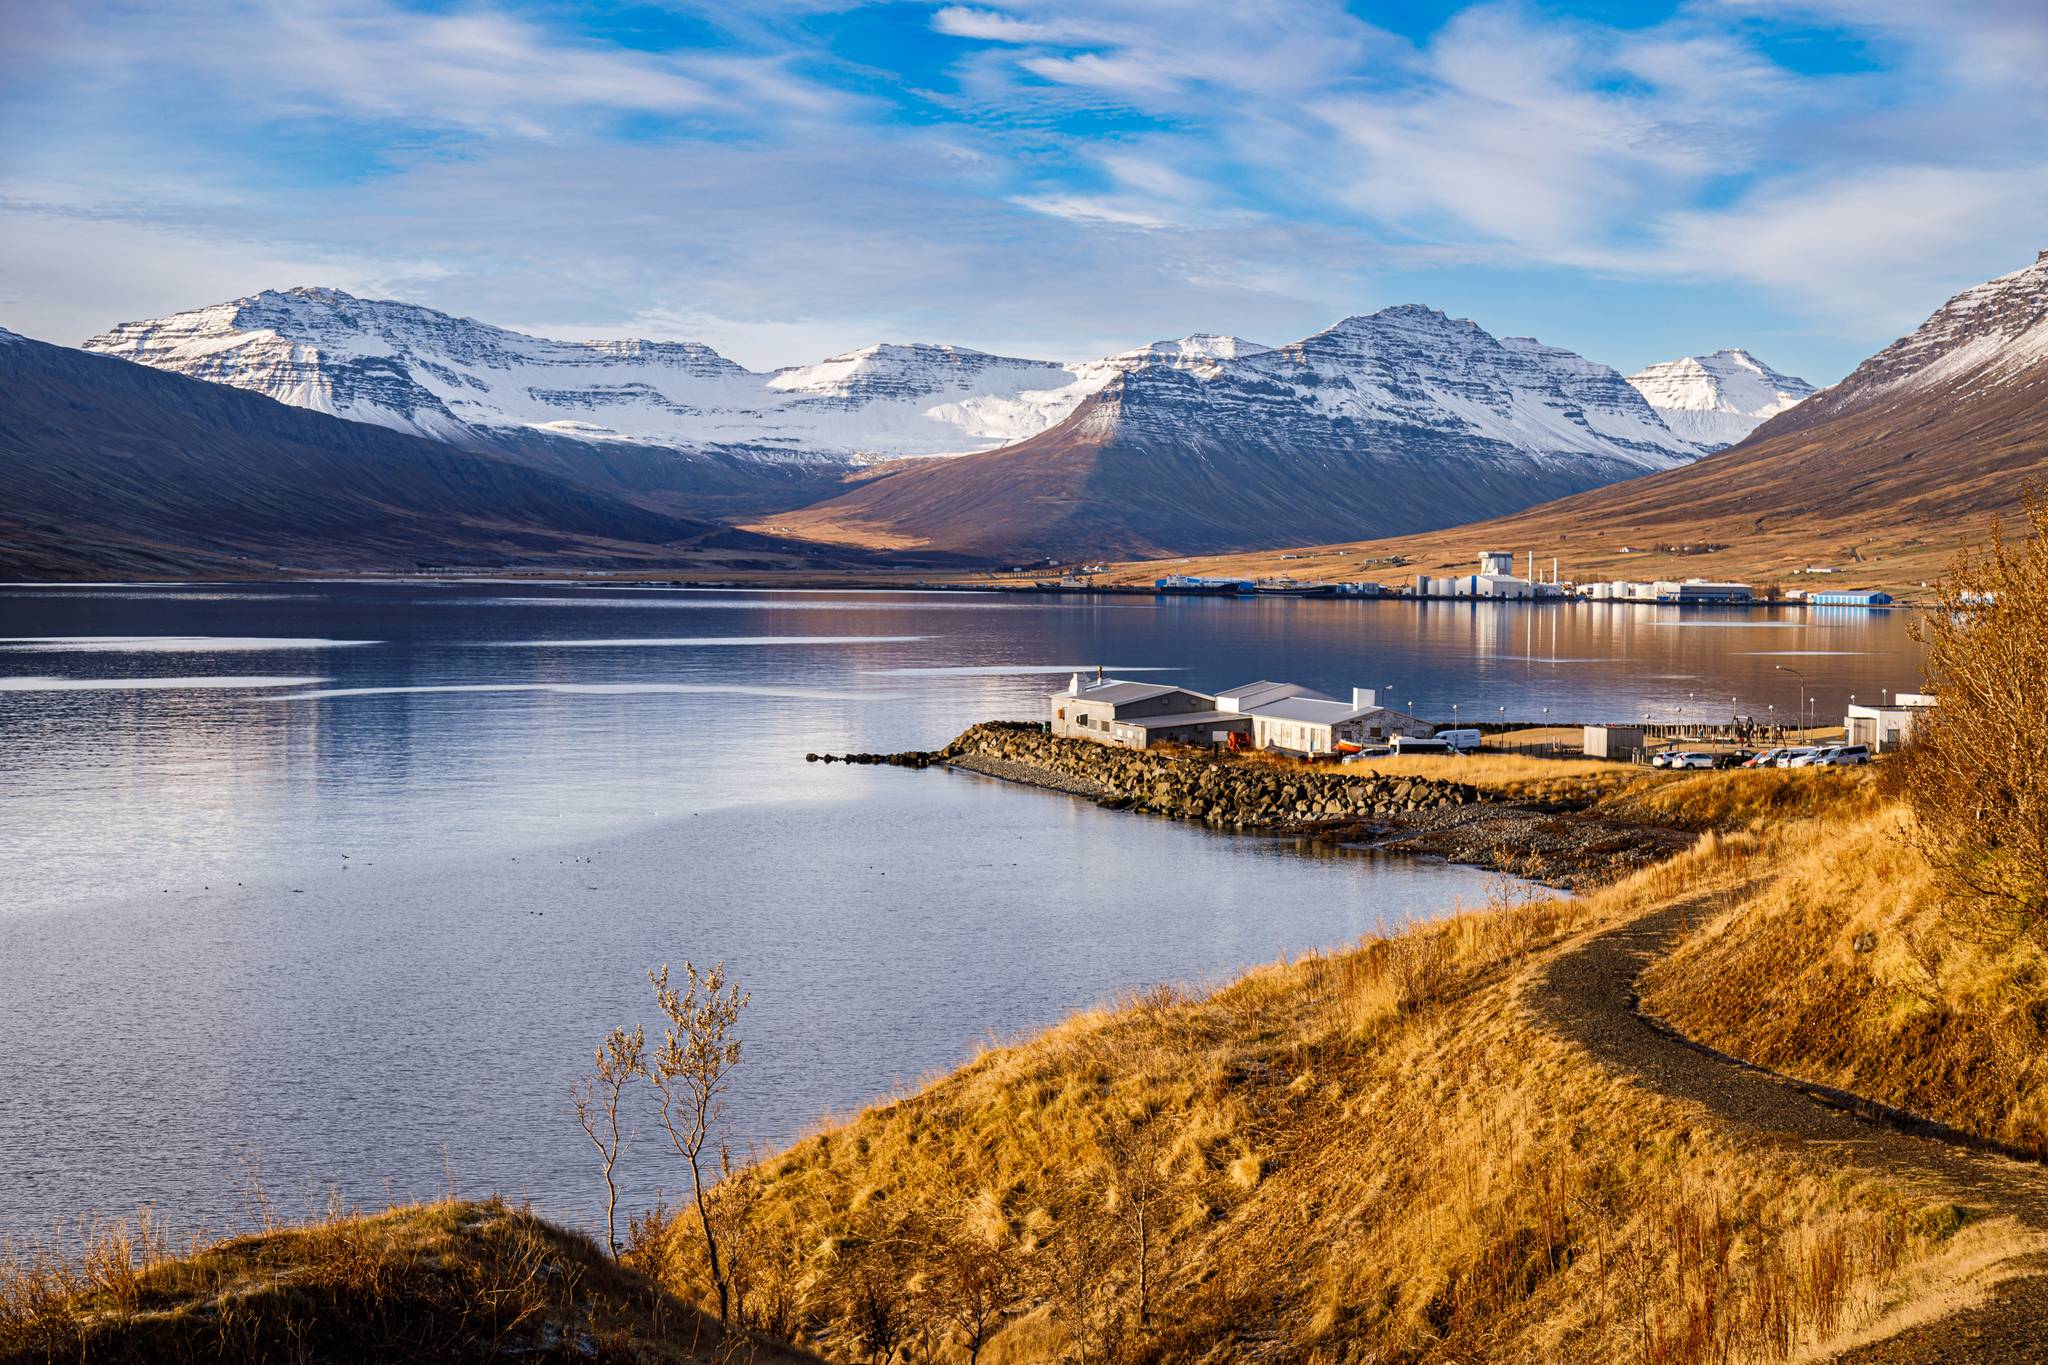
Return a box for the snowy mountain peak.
[83,294,1116,461]
[1096,307,1700,474]
[84,287,1704,480]
[1625,349,1815,450]
[1836,249,2048,398]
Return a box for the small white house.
[1050,676,1251,749]
[1217,683,1433,756]
[1844,693,1935,753]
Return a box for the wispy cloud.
[0,0,2043,381]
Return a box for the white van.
[1388,736,1454,756]
[1434,728,1482,754]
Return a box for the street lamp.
[1774,663,1809,737]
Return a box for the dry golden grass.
[637,825,2033,1363]
[1340,752,1642,803]
[1642,802,2048,1158]
[0,1197,796,1364]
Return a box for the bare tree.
[921,1213,1023,1365]
[1097,1109,1178,1333]
[1904,491,2048,946]
[572,1023,646,1259]
[1041,1174,1128,1365]
[650,961,750,1326]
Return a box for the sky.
[1,0,2044,384]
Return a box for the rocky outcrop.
[936,723,1478,830]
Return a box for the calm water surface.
[0,583,1923,1240]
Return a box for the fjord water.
[0,583,1921,1242]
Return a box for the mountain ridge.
[0,329,869,578]
[754,305,1705,559]
[1092,250,2048,594]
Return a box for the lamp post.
[1774,664,1808,739]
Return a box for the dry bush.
[1901,489,2048,948]
[0,1197,769,1363]
[575,1023,648,1260]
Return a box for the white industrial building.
[1581,578,1753,604]
[1049,676,1432,755]
[1413,551,1567,600]
[1215,682,1433,756]
[1844,693,1936,753]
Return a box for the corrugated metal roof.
[1247,697,1365,724]
[1071,680,1188,706]
[1117,710,1251,729]
[1217,680,1327,711]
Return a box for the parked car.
[1715,750,1757,769]
[1814,744,1871,766]
[1434,728,1483,754]
[1341,745,1394,762]
[1745,748,1794,768]
[1782,747,1826,767]
[1664,751,1716,770]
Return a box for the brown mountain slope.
[1096,252,2048,595]
[0,330,868,578]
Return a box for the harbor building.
[1808,590,1895,606]
[1844,693,1936,752]
[1412,551,1566,600]
[1215,682,1433,756]
[1653,579,1753,605]
[1050,676,1431,754]
[1051,676,1250,749]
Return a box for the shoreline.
[853,724,1698,890]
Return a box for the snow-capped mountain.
[1818,249,2048,402]
[82,288,1160,462]
[1111,306,1700,472]
[762,304,1704,558]
[1404,249,2048,592]
[1625,349,1815,450]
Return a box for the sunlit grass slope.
[641,797,2027,1362]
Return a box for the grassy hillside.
[11,770,2039,1362]
[1642,803,2048,1159]
[626,772,2032,1363]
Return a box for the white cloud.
[7,0,842,142]
[1,0,2044,382]
[1649,165,2048,332]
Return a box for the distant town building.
[1807,590,1895,606]
[1653,579,1753,605]
[1581,578,1752,604]
[1413,551,1566,600]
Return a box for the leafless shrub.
[1903,490,2048,947]
[571,1023,646,1260]
[651,961,750,1326]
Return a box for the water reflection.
[0,584,1926,1242]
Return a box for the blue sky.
[2,1,2044,383]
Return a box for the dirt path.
[1527,895,2048,1363]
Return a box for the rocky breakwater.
[934,722,1478,831]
